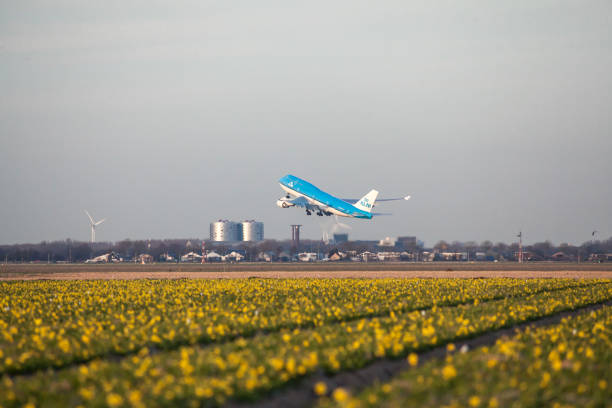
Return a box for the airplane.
[276,174,410,219]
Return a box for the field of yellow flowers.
[1,278,611,407]
[319,305,612,408]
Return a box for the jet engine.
[276,198,295,208]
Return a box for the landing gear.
[316,211,323,216]
[306,210,312,215]
[325,211,332,216]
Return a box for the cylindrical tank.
[241,220,264,242]
[210,220,239,242]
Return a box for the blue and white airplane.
[277,174,410,219]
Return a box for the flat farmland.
[1,262,612,280]
[1,276,611,407]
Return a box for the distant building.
[333,233,348,244]
[421,251,435,262]
[551,252,570,262]
[257,252,274,262]
[360,251,377,262]
[298,252,318,262]
[291,225,302,249]
[210,220,240,242]
[241,220,264,241]
[210,220,264,242]
[588,253,612,262]
[396,236,417,250]
[135,254,154,264]
[400,251,414,261]
[327,248,346,261]
[378,237,396,247]
[224,251,245,262]
[181,251,203,262]
[205,251,222,262]
[85,252,122,263]
[159,253,176,262]
[354,240,378,248]
[440,252,468,261]
[376,251,401,262]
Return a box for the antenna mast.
[291,225,302,253]
[201,240,206,264]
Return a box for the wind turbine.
[319,215,352,244]
[84,210,106,243]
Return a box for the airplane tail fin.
[354,189,379,213]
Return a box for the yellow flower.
[442,365,457,380]
[128,390,142,404]
[269,357,284,371]
[332,388,349,402]
[314,381,327,396]
[195,387,213,398]
[540,372,551,388]
[422,325,435,337]
[58,339,70,353]
[245,378,257,391]
[469,395,481,407]
[106,393,123,407]
[408,353,418,367]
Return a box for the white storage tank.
[241,220,264,242]
[210,220,240,242]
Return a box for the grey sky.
[1,1,611,245]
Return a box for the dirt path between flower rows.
[230,300,612,408]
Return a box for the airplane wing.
[285,196,323,212]
[341,196,411,204]
[285,196,310,207]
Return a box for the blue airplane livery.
[277,174,410,219]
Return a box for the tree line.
[0,236,610,263]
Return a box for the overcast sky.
[1,1,611,246]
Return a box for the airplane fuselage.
[278,175,373,219]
